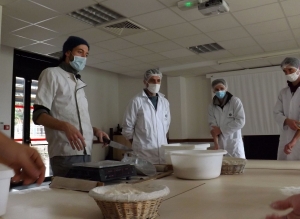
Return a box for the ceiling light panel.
[188,43,224,54]
[68,4,124,26]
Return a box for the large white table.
[4,160,300,219]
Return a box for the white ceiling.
[1,0,300,77]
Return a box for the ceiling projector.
[199,0,230,16]
[178,0,230,16]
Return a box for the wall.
[185,76,212,139]
[0,45,13,137]
[82,66,119,134]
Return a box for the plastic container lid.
[162,143,210,151]
[0,164,14,179]
[170,149,227,157]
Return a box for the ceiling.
[1,0,299,77]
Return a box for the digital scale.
[65,160,137,182]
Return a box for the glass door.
[12,49,58,180]
[13,77,50,176]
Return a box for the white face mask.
[286,70,300,82]
[147,83,160,93]
[70,55,86,71]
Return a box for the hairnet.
[144,69,163,82]
[281,57,300,69]
[212,79,227,89]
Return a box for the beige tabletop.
[4,160,300,219]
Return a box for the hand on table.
[1,142,45,185]
[266,194,300,219]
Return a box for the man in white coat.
[274,57,300,160]
[33,36,109,176]
[122,69,171,164]
[208,79,246,158]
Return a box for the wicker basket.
[89,184,169,219]
[94,198,163,219]
[221,157,247,175]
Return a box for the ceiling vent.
[100,18,147,36]
[68,3,124,26]
[188,43,224,54]
[48,51,62,59]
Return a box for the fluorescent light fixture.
[218,49,300,64]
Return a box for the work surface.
[4,160,300,219]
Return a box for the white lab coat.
[122,90,171,164]
[35,67,94,158]
[274,87,300,160]
[208,96,246,158]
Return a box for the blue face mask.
[70,55,86,71]
[215,91,226,99]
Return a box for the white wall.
[0,45,13,137]
[82,66,119,134]
[185,76,211,138]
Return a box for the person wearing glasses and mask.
[122,69,171,164]
[274,57,300,160]
[32,36,109,177]
[208,78,246,158]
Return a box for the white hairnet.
[212,78,228,89]
[281,57,300,69]
[144,69,162,82]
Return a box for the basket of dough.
[221,157,247,175]
[89,183,170,219]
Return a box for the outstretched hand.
[266,194,300,219]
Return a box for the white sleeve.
[34,69,58,110]
[121,99,139,140]
[208,104,218,129]
[220,97,245,137]
[166,100,171,131]
[273,90,287,131]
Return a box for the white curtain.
[209,67,286,135]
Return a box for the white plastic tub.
[170,150,227,180]
[162,143,210,165]
[0,164,14,216]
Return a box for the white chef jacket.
[34,67,93,158]
[208,96,246,158]
[122,90,171,164]
[274,86,300,160]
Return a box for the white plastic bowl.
[170,150,227,180]
[0,164,14,216]
[162,143,210,165]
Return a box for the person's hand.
[266,194,300,219]
[0,142,45,185]
[214,144,219,150]
[284,140,297,154]
[93,128,109,147]
[63,122,86,151]
[211,126,221,136]
[285,118,300,131]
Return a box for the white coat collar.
[141,89,165,98]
